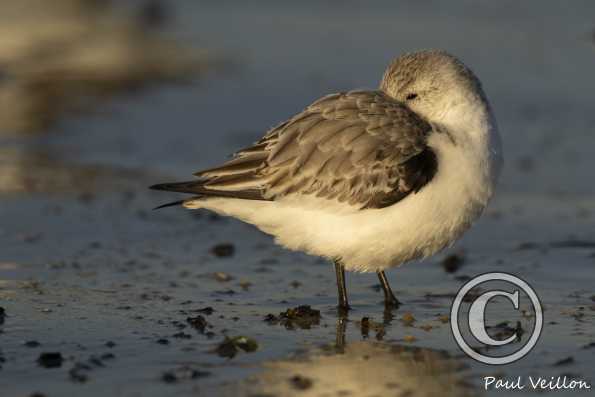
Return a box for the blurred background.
[1,1,594,396]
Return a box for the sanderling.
[151,50,502,311]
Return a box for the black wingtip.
[152,200,185,210]
[149,183,174,191]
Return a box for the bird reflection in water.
[229,309,475,397]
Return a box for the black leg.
[334,260,350,313]
[377,271,401,308]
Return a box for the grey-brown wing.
[154,90,437,209]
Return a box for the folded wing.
[151,90,437,209]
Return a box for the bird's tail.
[150,179,266,210]
[152,199,186,210]
[150,180,205,194]
[150,181,206,210]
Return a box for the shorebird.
[151,50,502,312]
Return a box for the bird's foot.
[337,303,351,317]
[384,296,401,309]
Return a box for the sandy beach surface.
[1,1,594,396]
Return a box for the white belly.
[185,131,499,272]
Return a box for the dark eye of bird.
[406,93,418,101]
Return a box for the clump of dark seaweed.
[264,305,321,330]
[214,336,258,359]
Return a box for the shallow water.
[1,1,595,396]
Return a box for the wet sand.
[1,1,594,396]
